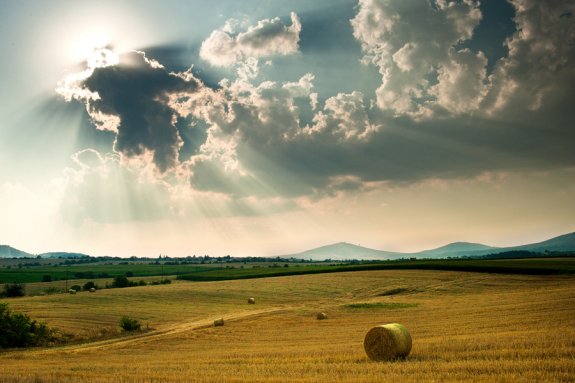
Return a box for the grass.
[0,269,574,382]
[0,264,217,284]
[176,257,575,281]
[2,257,574,286]
[345,302,419,309]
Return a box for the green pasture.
[1,257,574,285]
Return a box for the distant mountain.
[39,252,91,259]
[2,232,574,262]
[0,246,91,259]
[505,232,575,253]
[283,242,405,261]
[416,242,500,259]
[281,232,575,261]
[0,245,34,258]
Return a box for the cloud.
[483,0,575,115]
[303,91,378,141]
[200,12,302,67]
[58,50,205,173]
[56,2,575,211]
[351,0,484,117]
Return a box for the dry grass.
[1,270,574,382]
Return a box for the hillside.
[39,252,91,259]
[0,270,573,382]
[282,232,575,261]
[283,242,404,261]
[507,232,575,253]
[416,242,500,258]
[0,245,33,258]
[2,232,574,262]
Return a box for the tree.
[0,303,53,348]
[70,285,82,292]
[112,275,130,288]
[3,283,25,297]
[83,281,97,291]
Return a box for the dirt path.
[25,306,288,356]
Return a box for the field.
[1,269,574,382]
[2,257,574,286]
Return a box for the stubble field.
[1,269,574,382]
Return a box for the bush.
[83,281,97,291]
[112,275,130,288]
[70,285,82,292]
[3,283,25,297]
[119,316,141,331]
[43,287,62,295]
[0,303,53,348]
[42,275,52,282]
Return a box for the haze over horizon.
[1,0,574,258]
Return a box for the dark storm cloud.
[82,51,203,172]
[60,0,575,202]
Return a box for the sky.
[1,0,574,257]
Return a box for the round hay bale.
[68,289,76,295]
[213,318,224,327]
[89,288,96,293]
[247,297,255,304]
[364,323,412,361]
[316,312,328,320]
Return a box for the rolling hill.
[0,245,33,258]
[283,232,575,261]
[415,242,500,258]
[284,242,404,261]
[2,232,574,261]
[507,232,575,253]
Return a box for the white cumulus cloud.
[200,12,302,67]
[351,0,484,117]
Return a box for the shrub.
[112,275,130,288]
[42,275,52,282]
[0,303,53,348]
[119,316,141,331]
[138,280,147,286]
[4,283,25,297]
[43,287,62,295]
[83,281,97,291]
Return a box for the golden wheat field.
[1,270,574,382]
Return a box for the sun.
[70,30,111,62]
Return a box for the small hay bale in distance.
[316,312,328,320]
[364,323,412,361]
[247,297,255,304]
[214,318,224,327]
[68,289,77,295]
[89,288,96,293]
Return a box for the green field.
[2,257,574,286]
[0,264,216,284]
[177,257,575,281]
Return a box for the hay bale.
[316,312,328,320]
[247,297,255,304]
[89,288,96,293]
[364,323,412,361]
[68,289,76,295]
[213,318,224,327]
